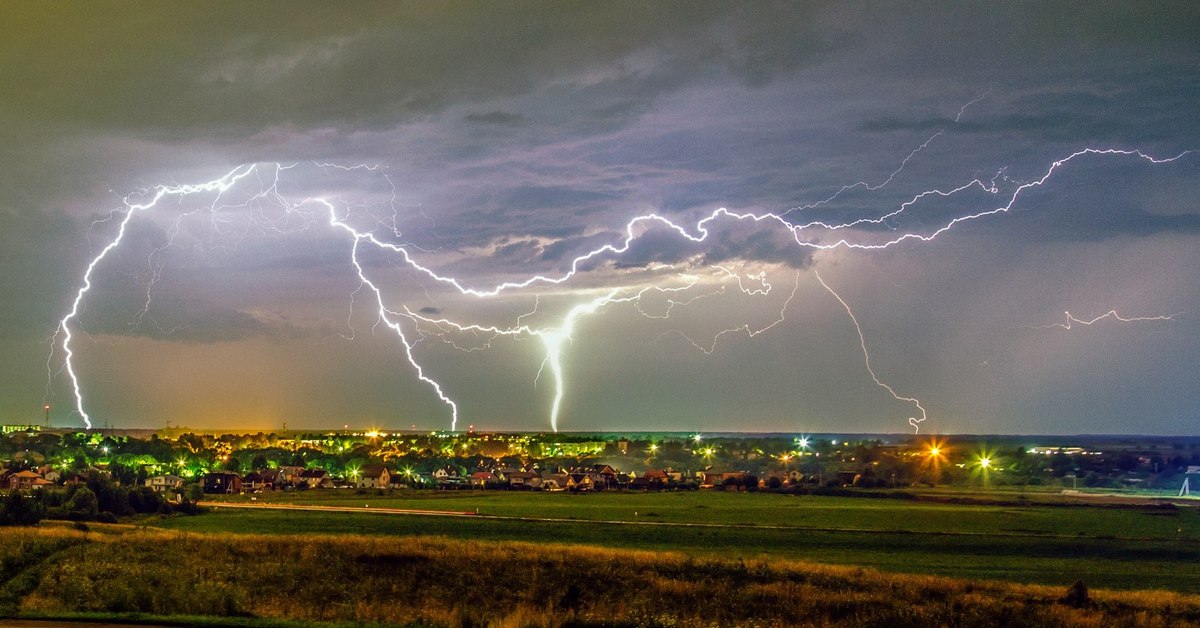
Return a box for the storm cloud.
[2,2,1198,433]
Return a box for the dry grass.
[6,526,1200,627]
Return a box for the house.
[469,471,497,488]
[279,466,306,484]
[299,468,333,489]
[432,466,460,481]
[541,473,574,491]
[588,464,619,489]
[357,464,391,489]
[144,474,184,493]
[432,466,466,487]
[37,465,61,484]
[8,470,51,490]
[569,473,595,491]
[505,470,541,489]
[203,471,242,494]
[242,471,269,492]
[258,468,287,489]
[702,471,747,489]
[642,469,670,488]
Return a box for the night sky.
[2,3,1198,434]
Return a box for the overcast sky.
[2,2,1198,434]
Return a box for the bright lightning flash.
[46,134,1192,433]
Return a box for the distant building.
[203,471,243,494]
[7,470,51,490]
[357,465,391,489]
[145,474,184,493]
[299,468,333,489]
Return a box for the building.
[469,471,497,488]
[203,471,243,494]
[299,468,333,489]
[145,474,184,493]
[7,470,51,490]
[357,465,391,489]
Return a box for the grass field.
[145,490,1200,593]
[6,524,1200,627]
[199,489,1200,538]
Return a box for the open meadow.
[147,489,1200,594]
[5,523,1200,627]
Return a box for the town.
[3,424,1199,523]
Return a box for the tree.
[66,487,99,520]
[0,490,43,526]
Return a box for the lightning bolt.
[48,140,1192,432]
[50,165,259,429]
[815,271,929,434]
[1038,310,1182,330]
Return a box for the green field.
[149,490,1200,593]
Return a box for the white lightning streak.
[52,165,258,429]
[50,144,1191,431]
[1040,310,1182,330]
[815,271,929,433]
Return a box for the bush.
[66,487,99,520]
[97,511,119,524]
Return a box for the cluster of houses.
[3,461,811,497]
[186,464,781,494]
[2,467,58,490]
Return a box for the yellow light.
[979,457,991,469]
[929,447,940,457]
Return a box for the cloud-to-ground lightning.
[49,166,259,429]
[47,136,1192,432]
[814,271,929,433]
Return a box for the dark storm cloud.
[0,208,80,337]
[464,111,528,127]
[4,2,1200,432]
[0,2,829,138]
[860,70,1200,145]
[490,185,620,212]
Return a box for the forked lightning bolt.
[47,142,1192,432]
